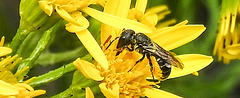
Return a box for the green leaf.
[16,21,62,80]
[36,47,88,66]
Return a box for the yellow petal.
[168,54,213,79]
[221,45,240,59]
[213,34,221,56]
[24,77,36,84]
[81,7,153,33]
[0,80,19,95]
[73,58,104,81]
[230,12,237,32]
[104,0,120,14]
[101,0,117,44]
[221,53,239,60]
[223,12,230,36]
[0,36,5,47]
[135,0,148,13]
[55,6,82,26]
[65,14,89,32]
[113,0,131,36]
[86,87,94,98]
[0,47,12,57]
[101,0,131,44]
[145,5,168,15]
[38,1,53,16]
[154,20,187,33]
[174,20,188,26]
[15,83,34,92]
[157,10,171,21]
[156,19,176,28]
[100,25,117,45]
[14,66,29,78]
[75,29,108,69]
[97,0,105,7]
[226,44,240,55]
[99,83,119,98]
[102,0,130,18]
[144,13,158,27]
[191,72,199,76]
[115,0,131,18]
[144,88,181,98]
[28,90,46,97]
[149,25,206,50]
[7,57,22,71]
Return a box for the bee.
[107,29,184,80]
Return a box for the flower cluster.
[213,0,240,63]
[1,0,217,97]
[0,37,46,97]
[70,0,213,97]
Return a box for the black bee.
[107,29,184,80]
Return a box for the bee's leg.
[146,53,155,79]
[116,50,122,56]
[116,46,133,56]
[106,37,119,50]
[126,46,134,51]
[128,54,146,72]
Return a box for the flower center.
[99,47,157,97]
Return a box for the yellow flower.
[73,27,212,97]
[39,0,109,69]
[73,0,213,97]
[213,0,240,63]
[0,37,12,57]
[38,0,157,70]
[0,37,46,98]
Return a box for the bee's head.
[117,29,136,49]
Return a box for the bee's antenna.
[103,35,112,46]
[106,36,119,49]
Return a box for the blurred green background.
[1,0,240,97]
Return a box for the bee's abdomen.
[156,58,171,79]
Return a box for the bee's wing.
[153,42,184,69]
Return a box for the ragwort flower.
[73,26,212,97]
[38,0,155,70]
[38,0,109,69]
[0,37,46,98]
[73,0,213,97]
[213,0,240,63]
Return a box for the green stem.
[10,26,31,55]
[17,21,62,79]
[29,63,76,87]
[50,86,82,98]
[29,54,92,87]
[36,47,88,65]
